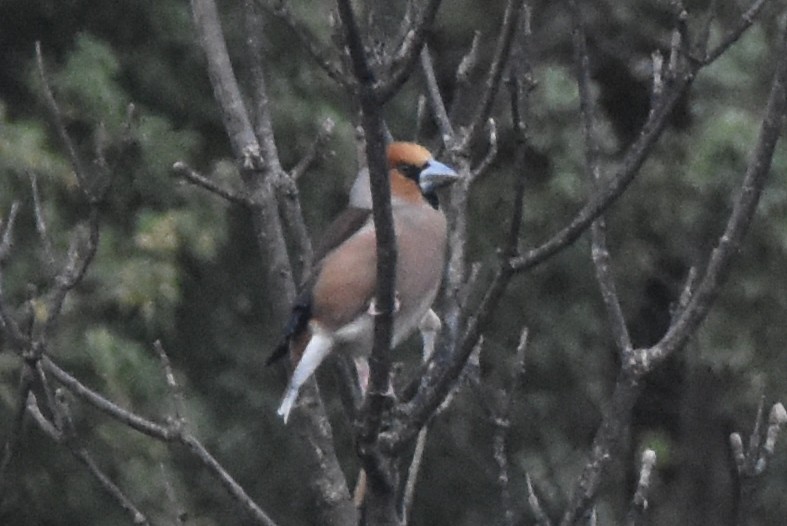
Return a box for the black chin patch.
[424,191,439,209]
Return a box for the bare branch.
[510,68,690,274]
[703,0,769,65]
[28,171,56,269]
[494,328,529,526]
[172,161,253,206]
[154,340,186,428]
[469,119,498,182]
[42,354,282,525]
[190,0,258,159]
[455,31,482,88]
[730,400,785,525]
[0,202,27,348]
[337,0,397,457]
[35,43,95,200]
[400,425,429,525]
[526,473,552,526]
[160,462,189,525]
[462,0,526,150]
[0,365,36,488]
[647,21,787,366]
[763,402,787,459]
[375,0,443,102]
[43,356,175,440]
[569,0,632,354]
[256,0,347,86]
[561,24,787,524]
[290,117,336,181]
[420,45,456,146]
[624,449,657,526]
[41,209,100,342]
[27,392,151,525]
[180,433,279,526]
[394,12,534,447]
[0,201,21,263]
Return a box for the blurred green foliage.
[1,1,787,525]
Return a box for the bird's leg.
[353,356,396,399]
[418,308,442,362]
[277,332,334,423]
[354,356,370,394]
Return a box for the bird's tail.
[276,386,299,424]
[266,298,312,366]
[265,340,289,366]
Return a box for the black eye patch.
[397,162,428,181]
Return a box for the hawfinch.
[267,142,459,423]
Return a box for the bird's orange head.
[386,142,459,207]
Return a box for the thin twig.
[375,0,443,102]
[172,161,253,206]
[43,356,175,440]
[730,400,786,524]
[0,201,21,263]
[469,119,498,182]
[38,210,100,346]
[0,202,27,347]
[703,0,769,65]
[400,425,429,525]
[420,45,456,147]
[256,0,347,86]
[624,449,657,526]
[154,340,186,427]
[526,473,552,526]
[180,433,278,526]
[0,365,36,488]
[28,171,57,269]
[290,118,336,181]
[494,329,530,526]
[35,42,94,200]
[43,353,281,525]
[27,393,151,525]
[461,0,526,150]
[569,0,632,354]
[161,462,190,525]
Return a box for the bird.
[266,142,459,423]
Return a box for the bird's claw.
[368,292,400,316]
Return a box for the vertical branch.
[244,0,314,278]
[35,43,94,199]
[0,202,26,348]
[569,0,632,353]
[461,0,526,150]
[624,449,657,526]
[190,3,355,525]
[190,0,258,156]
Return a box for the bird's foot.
[367,292,400,316]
